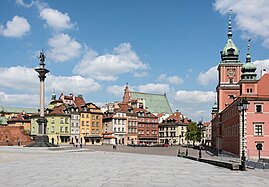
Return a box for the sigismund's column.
[35,51,49,134]
[34,51,50,146]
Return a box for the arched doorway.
[52,138,54,144]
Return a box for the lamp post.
[197,121,203,159]
[237,97,250,171]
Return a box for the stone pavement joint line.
[0,146,269,187]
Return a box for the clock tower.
[216,11,243,112]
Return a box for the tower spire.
[246,39,251,63]
[228,10,233,39]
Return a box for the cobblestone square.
[0,146,269,186]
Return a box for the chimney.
[261,69,267,77]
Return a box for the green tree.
[185,122,203,146]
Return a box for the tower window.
[229,78,233,84]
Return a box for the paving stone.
[0,146,269,186]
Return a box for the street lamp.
[237,97,250,171]
[197,121,203,159]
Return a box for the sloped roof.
[0,106,37,114]
[160,111,191,126]
[8,113,30,122]
[50,104,67,115]
[74,97,86,111]
[133,108,157,118]
[131,92,172,114]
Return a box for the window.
[96,122,99,127]
[114,128,116,132]
[51,117,55,124]
[96,115,99,120]
[92,115,95,120]
[71,122,74,127]
[256,104,262,113]
[92,122,95,127]
[255,125,263,136]
[82,121,85,126]
[65,127,68,133]
[61,126,64,132]
[96,130,99,134]
[65,118,68,124]
[86,114,89,118]
[60,118,64,124]
[82,114,84,118]
[118,127,120,132]
[86,121,89,126]
[51,126,54,133]
[82,128,85,133]
[86,129,89,134]
[146,130,149,135]
[122,127,124,132]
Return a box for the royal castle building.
[211,12,269,159]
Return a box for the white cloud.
[106,85,127,97]
[214,0,269,48]
[40,8,74,30]
[0,91,39,107]
[198,65,218,85]
[74,43,149,81]
[173,90,216,122]
[47,75,101,94]
[137,83,170,94]
[15,0,34,8]
[174,90,215,104]
[157,74,184,85]
[0,66,101,94]
[253,59,269,77]
[47,33,82,62]
[0,16,30,38]
[0,66,37,92]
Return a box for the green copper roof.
[131,92,172,114]
[242,62,256,71]
[222,38,239,56]
[221,10,240,62]
[0,106,37,114]
[0,116,8,125]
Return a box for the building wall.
[112,113,127,145]
[70,113,80,144]
[246,100,269,159]
[31,115,70,145]
[137,116,158,145]
[0,126,33,146]
[127,115,137,145]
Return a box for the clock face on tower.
[227,69,235,77]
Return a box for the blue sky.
[1,0,269,122]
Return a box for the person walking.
[17,138,21,146]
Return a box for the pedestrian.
[17,138,21,146]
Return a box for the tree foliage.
[185,122,203,145]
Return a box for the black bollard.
[186,149,188,156]
[177,149,180,157]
